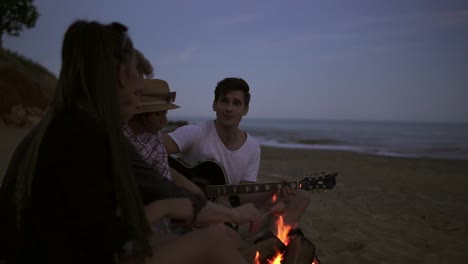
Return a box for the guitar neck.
[205,181,299,198]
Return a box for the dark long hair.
[14,20,151,258]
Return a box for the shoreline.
[258,143,468,163]
[257,141,468,162]
[1,127,467,182]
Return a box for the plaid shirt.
[122,124,172,180]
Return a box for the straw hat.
[138,79,180,114]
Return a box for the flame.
[272,193,277,203]
[274,215,292,246]
[267,250,283,264]
[254,251,260,264]
[255,251,319,264]
[253,215,296,263]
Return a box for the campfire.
[246,214,320,264]
[240,169,338,263]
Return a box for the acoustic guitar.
[168,156,337,201]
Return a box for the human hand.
[231,203,263,233]
[269,201,287,215]
[164,198,194,226]
[278,180,295,200]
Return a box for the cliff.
[0,48,56,128]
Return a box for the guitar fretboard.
[205,182,299,198]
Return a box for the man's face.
[213,90,248,128]
[143,110,168,134]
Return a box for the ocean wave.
[255,137,468,160]
[256,138,364,152]
[241,120,468,161]
[279,138,347,145]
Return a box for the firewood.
[283,234,316,264]
[240,236,285,263]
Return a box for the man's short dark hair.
[214,77,251,106]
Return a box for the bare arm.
[197,201,263,233]
[144,198,263,233]
[144,198,193,225]
[162,133,180,154]
[170,168,204,195]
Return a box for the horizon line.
[169,115,468,125]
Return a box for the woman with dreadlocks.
[0,20,250,264]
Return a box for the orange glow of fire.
[274,215,292,246]
[254,251,260,264]
[272,193,277,203]
[267,249,283,264]
[254,215,296,263]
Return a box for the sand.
[1,128,467,263]
[258,146,468,263]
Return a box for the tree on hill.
[0,0,39,47]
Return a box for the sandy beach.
[258,146,468,263]
[1,128,467,263]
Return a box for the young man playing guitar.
[122,73,270,238]
[163,77,311,231]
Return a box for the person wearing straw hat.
[123,79,202,194]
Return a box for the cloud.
[328,8,468,39]
[250,8,468,53]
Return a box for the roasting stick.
[263,210,272,217]
[263,201,286,218]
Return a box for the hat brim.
[136,102,180,114]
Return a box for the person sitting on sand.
[163,77,311,234]
[0,20,255,264]
[123,78,202,194]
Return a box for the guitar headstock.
[298,172,337,191]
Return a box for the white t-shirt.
[168,120,261,184]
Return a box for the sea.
[170,116,468,161]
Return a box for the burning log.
[241,229,320,264]
[240,235,285,263]
[283,229,316,264]
[241,213,320,264]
